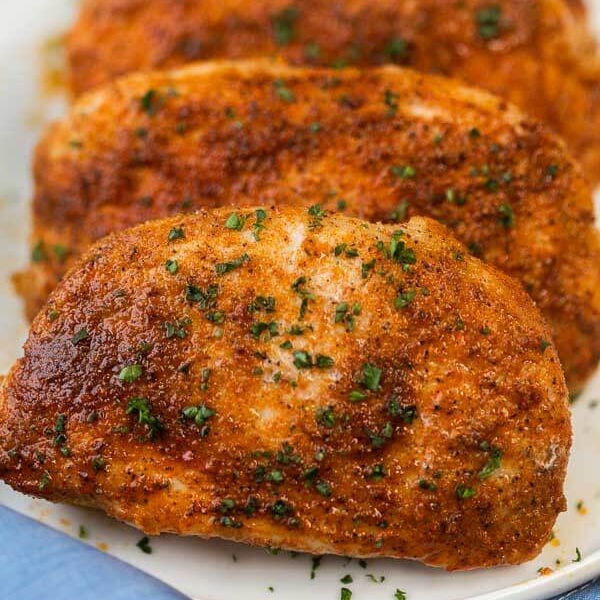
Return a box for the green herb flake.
[391,164,416,179]
[395,290,416,309]
[394,590,407,600]
[456,485,476,500]
[165,259,179,275]
[119,364,143,383]
[136,536,153,554]
[91,455,106,472]
[316,406,336,428]
[168,227,185,242]
[385,37,408,60]
[340,574,353,584]
[341,587,352,600]
[478,443,502,480]
[384,89,400,117]
[498,203,515,229]
[272,6,300,46]
[362,363,382,391]
[273,79,296,103]
[71,328,89,346]
[225,212,246,231]
[126,397,164,440]
[215,253,250,276]
[476,5,503,40]
[78,525,88,539]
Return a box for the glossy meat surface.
[67,0,600,179]
[21,61,600,389]
[1,208,571,570]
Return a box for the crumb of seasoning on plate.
[79,525,89,539]
[268,586,274,592]
[537,567,554,576]
[576,501,587,515]
[96,542,109,552]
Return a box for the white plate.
[0,2,599,599]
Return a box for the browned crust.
[67,0,600,180]
[25,61,600,390]
[0,208,571,570]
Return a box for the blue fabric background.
[0,506,597,600]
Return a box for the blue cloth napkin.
[0,506,597,600]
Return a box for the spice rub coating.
[22,61,600,389]
[67,0,600,179]
[2,208,571,570]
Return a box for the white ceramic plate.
[0,2,599,599]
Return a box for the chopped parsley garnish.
[273,79,296,103]
[308,204,326,229]
[311,556,323,579]
[139,89,162,116]
[368,464,386,480]
[168,227,185,242]
[385,37,408,60]
[165,317,191,339]
[315,481,332,497]
[384,89,400,117]
[388,399,417,423]
[546,164,560,179]
[186,283,218,310]
[182,404,216,437]
[340,574,353,584]
[395,289,416,309]
[119,364,143,383]
[394,590,407,600]
[249,295,276,313]
[334,302,360,332]
[498,203,515,229]
[91,456,106,472]
[540,339,551,353]
[419,479,437,491]
[136,536,153,554]
[293,351,334,369]
[272,6,300,46]
[456,485,476,500]
[31,241,47,263]
[79,525,88,539]
[271,499,294,519]
[251,321,280,341]
[291,276,316,320]
[390,199,409,222]
[165,259,179,274]
[478,443,502,479]
[334,243,359,258]
[316,406,336,428]
[379,231,416,270]
[52,245,69,263]
[71,328,89,346]
[53,414,66,447]
[362,363,382,391]
[39,471,51,491]
[225,212,246,231]
[573,547,582,563]
[366,422,393,449]
[341,587,352,600]
[349,390,368,403]
[361,259,376,279]
[215,253,250,275]
[253,209,268,240]
[126,397,164,439]
[476,5,503,40]
[391,165,416,179]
